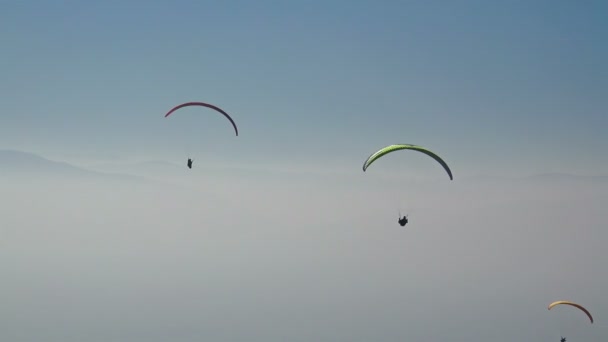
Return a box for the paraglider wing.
[548,301,594,324]
[362,144,453,180]
[164,102,239,136]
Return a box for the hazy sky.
[1,160,607,342]
[1,1,607,341]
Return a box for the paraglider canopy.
[362,144,453,180]
[164,101,239,136]
[548,301,594,324]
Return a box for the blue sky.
[1,0,607,177]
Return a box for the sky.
[1,0,607,341]
[2,0,607,176]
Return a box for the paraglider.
[362,144,452,225]
[362,144,453,180]
[398,215,408,226]
[164,101,239,136]
[165,102,238,168]
[548,301,594,324]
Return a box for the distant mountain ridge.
[437,172,608,183]
[0,149,146,182]
[523,172,608,182]
[2,149,606,184]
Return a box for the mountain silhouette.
[0,150,146,182]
